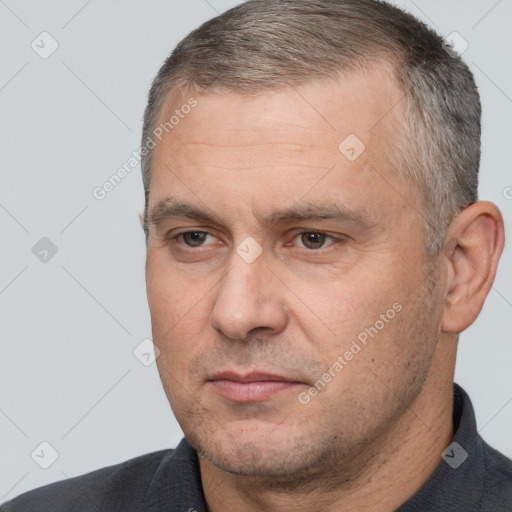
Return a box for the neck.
[200,343,456,512]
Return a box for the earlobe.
[441,201,504,334]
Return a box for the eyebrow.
[146,197,376,231]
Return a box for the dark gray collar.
[397,383,484,511]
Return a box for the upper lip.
[209,371,303,383]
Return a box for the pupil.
[185,232,206,246]
[302,232,324,249]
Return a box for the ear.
[441,201,505,333]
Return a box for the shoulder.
[0,449,174,512]
[480,440,512,509]
[480,440,512,508]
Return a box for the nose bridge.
[209,249,286,340]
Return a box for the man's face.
[145,68,445,481]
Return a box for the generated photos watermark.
[298,301,403,404]
[92,97,198,201]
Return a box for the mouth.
[207,371,305,403]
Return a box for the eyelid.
[172,229,220,247]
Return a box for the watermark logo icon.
[31,441,59,469]
[338,134,366,162]
[442,32,469,58]
[236,237,263,264]
[31,32,59,59]
[442,442,468,469]
[32,237,58,263]
[133,338,160,366]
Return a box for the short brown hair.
[141,0,481,253]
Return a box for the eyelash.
[172,230,341,250]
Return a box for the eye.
[177,231,218,247]
[293,232,336,250]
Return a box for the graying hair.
[141,0,480,254]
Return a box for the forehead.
[148,66,410,223]
[155,65,403,156]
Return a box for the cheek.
[287,266,397,350]
[150,291,209,360]
[289,256,429,389]
[146,258,213,373]
[147,249,205,332]
[153,300,212,417]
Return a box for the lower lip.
[210,380,299,402]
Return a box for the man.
[2,0,510,510]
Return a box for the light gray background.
[1,0,511,502]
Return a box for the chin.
[190,424,328,481]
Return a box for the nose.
[209,250,288,341]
